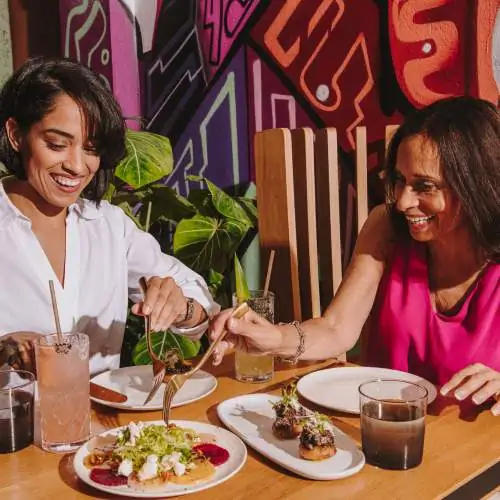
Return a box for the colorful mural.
[59,0,499,244]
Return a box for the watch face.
[185,297,195,321]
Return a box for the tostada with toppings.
[83,421,230,490]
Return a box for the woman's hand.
[440,363,500,416]
[0,332,40,374]
[210,308,283,365]
[131,276,187,331]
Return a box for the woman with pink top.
[211,96,500,415]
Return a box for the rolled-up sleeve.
[123,212,220,339]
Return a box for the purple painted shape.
[59,0,114,86]
[170,48,249,195]
[246,46,315,180]
[199,0,259,79]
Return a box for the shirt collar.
[0,178,103,226]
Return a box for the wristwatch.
[184,297,195,322]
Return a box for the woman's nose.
[63,148,86,174]
[395,185,419,212]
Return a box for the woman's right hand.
[0,332,40,375]
[209,308,283,365]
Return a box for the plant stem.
[145,201,152,232]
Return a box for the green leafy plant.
[113,130,257,367]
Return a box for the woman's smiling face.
[7,92,101,209]
[394,134,466,244]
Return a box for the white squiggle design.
[64,0,110,85]
[199,72,239,184]
[271,94,297,129]
[252,59,263,132]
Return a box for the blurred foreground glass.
[0,370,35,453]
[35,333,90,452]
[233,291,275,383]
[359,379,427,470]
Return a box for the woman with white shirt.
[0,57,218,375]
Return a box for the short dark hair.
[0,56,126,202]
[384,96,500,262]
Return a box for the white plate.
[90,366,217,411]
[297,366,437,414]
[74,419,247,498]
[217,394,365,480]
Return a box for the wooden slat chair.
[254,126,398,360]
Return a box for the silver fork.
[162,302,250,424]
[139,277,167,405]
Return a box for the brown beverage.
[0,390,34,453]
[361,400,425,470]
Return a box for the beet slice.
[193,443,230,466]
[89,468,128,486]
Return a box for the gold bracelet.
[278,321,305,365]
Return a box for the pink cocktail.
[35,333,90,452]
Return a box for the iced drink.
[359,379,428,470]
[233,291,275,383]
[35,333,90,452]
[0,370,35,453]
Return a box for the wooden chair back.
[254,126,398,325]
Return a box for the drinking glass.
[0,370,35,453]
[359,379,428,470]
[233,290,275,383]
[35,333,90,453]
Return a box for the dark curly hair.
[384,96,500,262]
[0,56,126,202]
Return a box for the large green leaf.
[187,175,253,227]
[207,268,225,297]
[138,185,196,226]
[115,130,173,189]
[173,214,248,273]
[131,331,201,365]
[234,254,251,301]
[235,197,258,227]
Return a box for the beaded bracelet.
[278,321,305,365]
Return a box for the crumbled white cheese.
[161,452,186,477]
[117,459,134,477]
[127,421,145,446]
[138,454,158,481]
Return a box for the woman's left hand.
[440,363,500,416]
[131,276,187,331]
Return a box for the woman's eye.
[46,142,65,151]
[414,181,438,193]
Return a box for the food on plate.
[271,384,309,439]
[299,413,336,461]
[83,422,229,490]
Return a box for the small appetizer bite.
[271,384,308,439]
[299,413,336,461]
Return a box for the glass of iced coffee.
[359,379,428,470]
[233,290,275,383]
[35,333,90,453]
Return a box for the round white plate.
[297,366,437,414]
[217,394,365,480]
[90,365,217,411]
[74,419,247,498]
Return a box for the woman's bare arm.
[274,204,394,360]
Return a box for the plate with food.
[73,420,247,497]
[90,365,217,411]
[297,366,437,414]
[216,386,365,480]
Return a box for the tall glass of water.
[233,290,275,383]
[359,379,428,470]
[35,333,90,453]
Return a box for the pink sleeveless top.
[367,241,500,385]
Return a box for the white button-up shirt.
[0,181,219,374]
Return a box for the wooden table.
[2,356,500,500]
